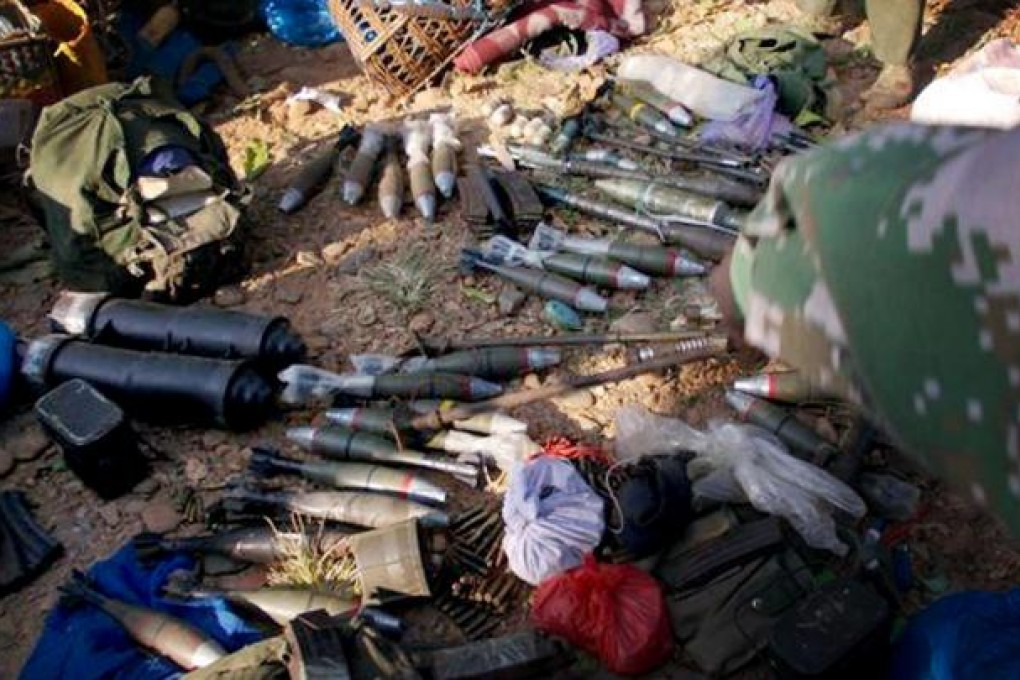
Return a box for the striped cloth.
[454,0,645,74]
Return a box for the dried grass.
[265,515,361,596]
[361,249,446,314]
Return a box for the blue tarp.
[892,588,1020,680]
[0,320,14,411]
[20,543,265,680]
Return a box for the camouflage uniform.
[729,123,1020,531]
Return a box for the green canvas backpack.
[703,27,835,126]
[26,77,249,301]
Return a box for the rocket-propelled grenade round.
[250,447,449,505]
[280,125,360,214]
[617,80,693,127]
[534,184,732,262]
[225,486,448,528]
[61,572,226,670]
[732,371,829,404]
[610,90,680,138]
[326,406,528,437]
[462,250,608,313]
[138,525,350,565]
[286,426,478,480]
[594,178,747,232]
[533,225,706,278]
[725,390,838,463]
[413,346,562,380]
[175,585,358,626]
[542,253,651,289]
[308,371,503,401]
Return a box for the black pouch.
[34,378,147,499]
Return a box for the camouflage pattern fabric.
[730,123,1020,531]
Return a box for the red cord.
[541,436,613,465]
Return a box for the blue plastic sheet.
[892,588,1020,680]
[0,320,13,411]
[20,543,265,680]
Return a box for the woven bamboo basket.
[0,0,61,104]
[327,0,497,97]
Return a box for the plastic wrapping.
[349,354,401,376]
[532,556,674,676]
[617,55,765,121]
[701,77,794,151]
[911,38,1020,129]
[615,406,865,554]
[502,458,604,585]
[614,404,706,459]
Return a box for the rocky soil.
[2,0,1020,676]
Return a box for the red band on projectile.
[400,472,415,499]
[667,251,681,276]
[767,373,778,399]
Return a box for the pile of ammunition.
[278,113,463,221]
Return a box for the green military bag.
[26,77,249,301]
[703,27,835,126]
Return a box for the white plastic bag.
[502,457,605,585]
[701,77,795,151]
[614,406,864,555]
[911,38,1020,129]
[618,55,765,121]
[614,404,708,459]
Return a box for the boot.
[862,64,914,110]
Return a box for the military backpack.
[27,77,249,301]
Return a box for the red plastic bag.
[531,555,674,675]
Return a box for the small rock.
[322,241,351,264]
[305,334,330,352]
[356,306,377,326]
[0,421,50,462]
[610,311,657,336]
[185,458,209,484]
[124,499,147,516]
[498,286,526,316]
[214,286,246,307]
[409,312,434,334]
[295,250,323,268]
[142,502,182,534]
[336,247,377,275]
[554,389,596,411]
[289,98,315,119]
[134,478,160,497]
[0,448,13,478]
[274,286,304,305]
[97,504,120,528]
[201,431,228,449]
[523,374,542,390]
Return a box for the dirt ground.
[2,0,1020,676]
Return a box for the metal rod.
[418,330,710,354]
[410,346,723,431]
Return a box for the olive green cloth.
[793,0,924,65]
